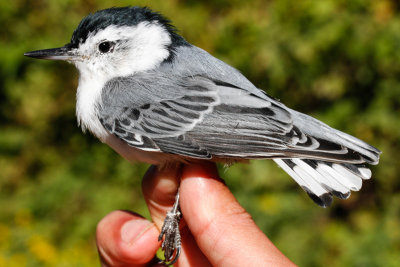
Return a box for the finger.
[141,165,181,228]
[142,165,212,267]
[96,210,160,267]
[180,162,296,267]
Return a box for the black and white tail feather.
[274,159,372,207]
[272,110,380,207]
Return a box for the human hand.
[96,162,296,266]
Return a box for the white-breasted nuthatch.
[25,6,381,265]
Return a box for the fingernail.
[121,219,153,244]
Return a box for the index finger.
[179,162,296,267]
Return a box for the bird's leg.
[158,191,182,265]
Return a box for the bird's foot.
[158,192,182,266]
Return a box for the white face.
[72,21,172,80]
[71,21,172,141]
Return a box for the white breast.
[76,71,109,141]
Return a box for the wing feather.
[100,73,379,165]
[100,74,293,156]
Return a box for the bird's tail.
[273,108,381,207]
[274,158,372,207]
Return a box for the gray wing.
[100,74,219,156]
[99,72,377,163]
[100,73,297,158]
[162,45,379,162]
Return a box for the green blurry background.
[1,0,399,266]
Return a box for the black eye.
[98,41,112,53]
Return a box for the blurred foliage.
[0,0,399,266]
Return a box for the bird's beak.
[24,46,79,61]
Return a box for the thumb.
[179,162,295,266]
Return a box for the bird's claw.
[158,193,182,266]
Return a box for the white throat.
[76,71,108,140]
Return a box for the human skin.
[96,162,296,267]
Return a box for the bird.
[24,6,381,265]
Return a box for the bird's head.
[24,7,187,79]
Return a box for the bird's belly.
[104,135,185,165]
